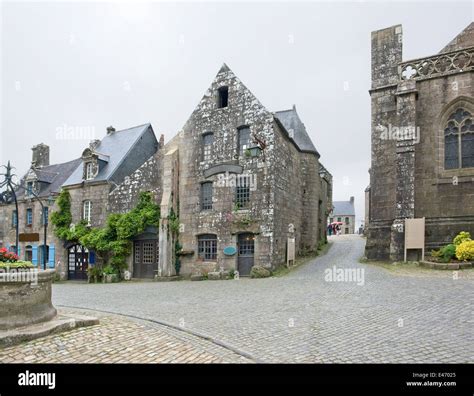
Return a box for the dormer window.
[217,86,228,108]
[26,181,34,197]
[85,162,94,180]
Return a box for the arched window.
[444,108,474,169]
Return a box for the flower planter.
[0,269,57,330]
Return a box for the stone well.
[0,269,57,330]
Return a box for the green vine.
[51,190,160,273]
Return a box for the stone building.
[0,144,81,270]
[329,197,355,234]
[366,23,474,260]
[60,124,162,279]
[158,64,331,276]
[1,64,331,279]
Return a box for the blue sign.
[223,246,237,256]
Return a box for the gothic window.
[444,108,474,169]
[198,234,217,261]
[200,182,213,210]
[202,133,214,161]
[238,126,251,156]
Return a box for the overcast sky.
[1,0,473,226]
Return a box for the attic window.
[217,86,228,108]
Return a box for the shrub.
[430,249,443,258]
[0,261,34,269]
[250,265,272,278]
[453,231,471,246]
[440,244,456,262]
[455,240,474,261]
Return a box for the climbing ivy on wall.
[51,190,160,272]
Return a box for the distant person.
[327,224,333,236]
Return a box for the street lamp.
[0,162,20,255]
[0,161,54,270]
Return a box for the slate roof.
[439,22,474,53]
[274,107,320,156]
[63,123,154,186]
[333,200,355,216]
[16,158,82,199]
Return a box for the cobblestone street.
[2,235,473,363]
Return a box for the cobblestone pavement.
[31,235,474,362]
[0,310,252,363]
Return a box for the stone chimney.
[350,196,354,204]
[31,143,50,168]
[106,126,116,135]
[159,134,165,147]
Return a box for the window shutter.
[17,246,21,257]
[49,245,55,268]
[32,245,38,266]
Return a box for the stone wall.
[175,65,323,275]
[177,65,277,275]
[367,23,474,260]
[108,151,163,214]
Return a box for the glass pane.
[201,182,213,210]
[239,128,251,155]
[445,135,459,169]
[461,132,474,168]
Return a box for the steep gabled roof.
[63,123,155,187]
[333,200,355,216]
[274,106,320,156]
[439,22,474,53]
[17,158,82,199]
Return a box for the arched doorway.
[237,233,255,276]
[68,244,89,280]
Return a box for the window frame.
[26,208,33,226]
[437,97,474,180]
[201,132,214,162]
[83,200,92,224]
[197,234,218,261]
[238,126,252,157]
[12,210,18,228]
[217,86,228,108]
[200,181,213,211]
[85,162,94,180]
